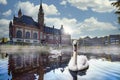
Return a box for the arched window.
[33,33,38,39]
[26,32,30,39]
[16,30,22,38]
[16,55,22,67]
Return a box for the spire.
[53,25,55,34]
[38,0,44,28]
[18,8,22,18]
[39,0,44,14]
[9,21,12,27]
[61,25,63,29]
[61,25,64,34]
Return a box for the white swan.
[68,40,89,71]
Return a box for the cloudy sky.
[0,0,120,39]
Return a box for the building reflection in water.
[8,53,49,80]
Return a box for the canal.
[0,52,120,80]
[0,45,120,80]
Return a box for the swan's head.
[73,40,78,51]
[73,40,77,46]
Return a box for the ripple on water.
[0,58,12,80]
[86,60,120,80]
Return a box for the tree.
[1,37,8,44]
[112,0,120,23]
[111,0,120,10]
[112,0,120,24]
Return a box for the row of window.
[16,30,68,40]
[16,30,38,39]
[15,54,40,68]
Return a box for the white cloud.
[45,16,118,38]
[0,0,7,5]
[80,17,117,31]
[75,17,118,38]
[45,17,77,34]
[2,9,12,17]
[61,0,115,13]
[0,19,10,38]
[60,1,67,5]
[43,3,60,15]
[15,1,60,20]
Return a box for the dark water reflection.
[0,53,69,80]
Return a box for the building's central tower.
[38,0,44,29]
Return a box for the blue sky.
[0,0,120,39]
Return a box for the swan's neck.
[73,51,77,65]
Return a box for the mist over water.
[0,45,49,54]
[78,46,120,55]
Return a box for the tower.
[9,21,13,41]
[38,0,44,29]
[18,9,22,18]
[60,25,65,35]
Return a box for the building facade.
[78,34,120,46]
[9,2,71,45]
[79,36,105,46]
[105,35,120,45]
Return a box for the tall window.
[44,35,46,39]
[26,32,30,39]
[16,55,22,67]
[40,32,42,39]
[16,30,22,38]
[33,33,37,39]
[33,55,38,67]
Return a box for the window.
[33,55,38,67]
[49,35,53,40]
[46,35,49,40]
[40,32,42,39]
[24,55,31,67]
[16,55,22,67]
[44,35,46,39]
[33,33,37,39]
[16,30,22,38]
[26,32,30,39]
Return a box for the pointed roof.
[14,15,39,27]
[39,0,44,14]
[18,8,22,15]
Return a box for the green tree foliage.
[112,0,120,10]
[112,0,120,24]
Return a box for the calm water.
[0,54,120,80]
[44,59,120,80]
[0,57,12,80]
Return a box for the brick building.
[9,2,71,46]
